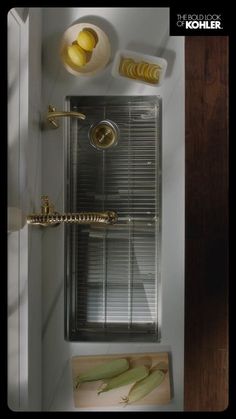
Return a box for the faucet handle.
[41,195,55,215]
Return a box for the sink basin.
[64,96,162,342]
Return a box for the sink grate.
[65,96,161,341]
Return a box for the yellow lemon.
[67,44,87,67]
[77,30,96,52]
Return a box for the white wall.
[27,8,42,411]
[7,7,42,411]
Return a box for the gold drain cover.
[89,120,119,150]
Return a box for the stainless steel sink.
[64,96,162,342]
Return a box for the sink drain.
[89,120,119,150]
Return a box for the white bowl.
[60,22,111,76]
[111,49,167,87]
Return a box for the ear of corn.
[121,369,166,405]
[129,356,152,370]
[74,358,129,389]
[151,361,168,373]
[97,365,149,394]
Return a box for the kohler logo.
[176,14,223,30]
[170,9,227,35]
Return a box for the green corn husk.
[151,361,168,373]
[97,365,149,394]
[74,358,129,389]
[121,369,166,405]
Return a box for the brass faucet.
[27,196,118,227]
[47,105,86,128]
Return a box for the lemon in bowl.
[77,30,96,52]
[60,23,111,76]
[67,44,87,67]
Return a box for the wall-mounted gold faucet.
[27,196,118,227]
[47,105,86,128]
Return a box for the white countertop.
[41,7,185,411]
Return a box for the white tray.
[111,49,167,87]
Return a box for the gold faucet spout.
[27,211,118,226]
[27,196,118,227]
[47,105,86,128]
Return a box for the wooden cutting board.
[71,352,171,408]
